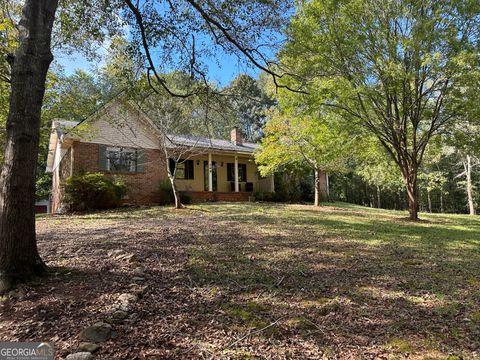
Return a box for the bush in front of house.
[158,180,191,206]
[253,191,278,202]
[63,172,127,211]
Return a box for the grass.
[18,202,480,358]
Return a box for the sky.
[54,1,287,88]
[55,43,263,88]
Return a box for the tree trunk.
[168,174,183,209]
[427,190,432,213]
[404,173,419,221]
[376,185,381,208]
[440,191,444,213]
[325,174,330,201]
[466,155,475,215]
[0,0,58,293]
[313,167,320,206]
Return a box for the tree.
[0,0,293,292]
[223,74,275,142]
[281,0,480,220]
[140,75,215,209]
[449,123,480,215]
[0,0,59,292]
[355,138,403,209]
[256,97,353,206]
[417,138,448,213]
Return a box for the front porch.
[174,152,274,200]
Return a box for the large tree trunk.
[313,167,321,206]
[466,155,475,215]
[0,0,58,293]
[403,172,419,221]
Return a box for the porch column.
[208,152,213,192]
[234,156,239,192]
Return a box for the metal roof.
[166,134,258,154]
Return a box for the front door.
[204,161,217,191]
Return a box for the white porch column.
[208,152,213,192]
[234,156,239,192]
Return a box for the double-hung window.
[107,147,136,172]
[99,145,144,173]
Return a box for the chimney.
[231,127,243,146]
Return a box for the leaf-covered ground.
[1,203,479,359]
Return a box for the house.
[45,99,278,213]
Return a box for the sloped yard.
[1,203,479,359]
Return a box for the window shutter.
[98,145,108,171]
[136,149,145,172]
[227,163,233,181]
[187,160,194,179]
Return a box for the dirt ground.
[1,203,479,359]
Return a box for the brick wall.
[54,141,259,208]
[72,141,167,205]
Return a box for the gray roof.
[167,134,258,153]
[53,114,258,154]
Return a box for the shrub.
[158,180,191,205]
[253,191,277,202]
[158,180,175,205]
[63,172,127,211]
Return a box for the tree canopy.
[280,0,480,219]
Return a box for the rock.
[112,310,128,320]
[132,267,145,276]
[107,249,123,258]
[8,288,26,299]
[79,322,112,343]
[130,284,148,297]
[123,254,138,263]
[77,343,99,353]
[114,253,138,263]
[107,310,129,324]
[65,352,93,360]
[113,303,130,312]
[118,293,138,304]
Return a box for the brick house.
[46,99,285,213]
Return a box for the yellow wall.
[175,153,264,192]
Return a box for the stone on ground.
[65,352,93,360]
[132,267,145,276]
[79,322,112,343]
[77,342,100,353]
[118,293,138,304]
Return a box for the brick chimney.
[230,127,243,146]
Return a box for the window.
[169,159,194,180]
[98,146,144,173]
[227,163,247,182]
[107,147,137,172]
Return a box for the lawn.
[1,202,479,359]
